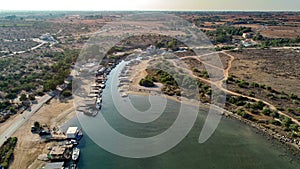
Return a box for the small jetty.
[38,126,84,169]
[76,62,117,117]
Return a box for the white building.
[39,33,57,43]
[66,127,78,139]
[242,33,254,39]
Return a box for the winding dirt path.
[180,51,300,126]
[217,51,300,125]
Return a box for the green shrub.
[261,108,272,116]
[270,111,279,118]
[287,108,294,113]
[268,119,281,126]
[281,116,292,127]
[290,93,298,100]
[227,76,234,81]
[139,78,155,87]
[62,90,72,97]
[289,124,299,131]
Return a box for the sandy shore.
[9,98,75,169]
[124,58,214,111]
[123,55,300,153]
[127,76,300,154]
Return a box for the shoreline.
[120,52,300,155]
[127,90,211,110]
[127,90,300,155]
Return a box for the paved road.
[0,70,73,147]
[1,42,47,58]
[0,90,59,146]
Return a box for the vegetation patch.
[0,137,18,168]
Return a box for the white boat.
[121,93,128,97]
[70,163,77,169]
[96,103,101,110]
[72,147,80,161]
[99,84,106,89]
[71,139,78,145]
[96,98,102,104]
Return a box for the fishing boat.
[76,128,83,141]
[77,106,98,117]
[121,92,128,97]
[70,163,77,169]
[96,103,101,110]
[72,147,80,161]
[96,97,102,104]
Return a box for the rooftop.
[44,162,64,169]
[66,127,78,134]
[49,146,66,156]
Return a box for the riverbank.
[127,89,300,155]
[9,98,75,169]
[226,111,300,156]
[75,93,300,169]
[9,51,298,168]
[121,55,300,155]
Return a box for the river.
[64,61,300,169]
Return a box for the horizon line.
[0,9,299,13]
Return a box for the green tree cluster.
[0,137,18,168]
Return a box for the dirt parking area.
[9,98,75,169]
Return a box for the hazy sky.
[1,0,299,11]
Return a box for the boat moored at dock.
[72,147,80,161]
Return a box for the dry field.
[228,49,300,96]
[260,26,300,38]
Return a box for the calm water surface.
[64,62,300,169]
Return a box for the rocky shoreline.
[223,111,300,158]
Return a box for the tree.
[139,78,155,87]
[290,93,298,100]
[236,108,252,120]
[167,39,179,51]
[270,111,279,118]
[261,108,272,116]
[9,107,16,113]
[5,93,17,100]
[268,119,281,126]
[43,80,57,92]
[19,94,27,102]
[34,121,40,129]
[227,76,234,81]
[253,32,263,41]
[251,101,265,110]
[62,90,72,97]
[281,116,292,127]
[29,94,35,101]
[289,124,299,131]
[192,68,199,73]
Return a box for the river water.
[65,61,300,169]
